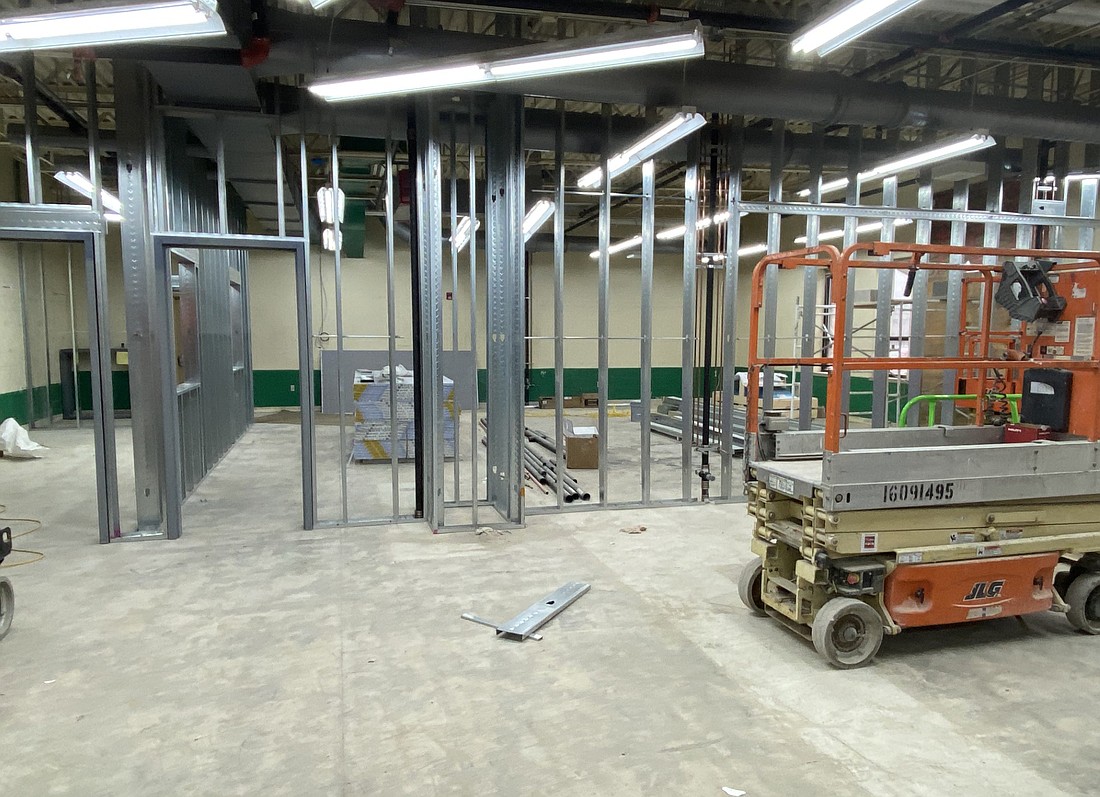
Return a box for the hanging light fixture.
[577,112,708,189]
[0,0,226,52]
[317,186,346,226]
[522,200,555,243]
[791,0,927,57]
[797,134,997,198]
[322,228,342,252]
[54,171,123,214]
[310,23,704,102]
[452,216,480,253]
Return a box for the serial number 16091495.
[882,481,955,503]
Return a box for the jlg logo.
[964,579,1006,601]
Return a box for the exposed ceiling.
[1,0,1098,239]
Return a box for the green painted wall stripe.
[251,367,896,415]
[0,383,63,426]
[253,369,323,408]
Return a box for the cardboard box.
[538,396,584,409]
[1004,422,1052,443]
[564,419,599,469]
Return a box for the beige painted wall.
[246,205,922,375]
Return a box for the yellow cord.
[0,503,45,569]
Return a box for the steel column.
[553,101,567,510]
[943,179,970,422]
[640,158,655,504]
[762,120,785,412]
[906,167,934,402]
[871,176,898,427]
[21,55,41,205]
[114,61,166,534]
[720,119,744,498]
[483,95,525,525]
[799,124,824,431]
[840,126,863,417]
[597,106,611,504]
[680,133,700,501]
[414,98,447,530]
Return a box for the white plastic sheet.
[0,418,46,459]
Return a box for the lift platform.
[739,242,1100,667]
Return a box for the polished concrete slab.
[1,425,1095,795]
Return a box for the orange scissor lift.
[739,241,1100,667]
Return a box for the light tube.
[1066,173,1100,183]
[311,23,703,103]
[797,134,996,197]
[577,112,708,189]
[795,218,913,244]
[590,235,643,259]
[522,200,555,243]
[489,32,702,80]
[862,134,995,180]
[311,64,491,102]
[791,0,926,57]
[317,186,346,225]
[452,216,480,253]
[54,171,122,214]
[797,177,852,199]
[322,228,342,252]
[0,0,226,52]
[654,210,747,241]
[738,244,768,258]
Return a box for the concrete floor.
[2,425,1097,795]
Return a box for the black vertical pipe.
[699,119,721,498]
[407,105,425,518]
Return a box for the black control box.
[1021,368,1073,433]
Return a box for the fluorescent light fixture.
[317,186,346,225]
[654,210,747,241]
[590,235,643,259]
[791,0,926,57]
[322,228,342,252]
[1066,173,1100,183]
[593,230,761,260]
[577,112,708,189]
[797,177,852,199]
[522,200,555,243]
[797,134,996,198]
[451,216,480,253]
[304,0,339,8]
[311,64,491,102]
[311,23,703,102]
[0,0,226,52]
[862,134,995,180]
[489,29,702,80]
[54,171,122,214]
[795,218,913,244]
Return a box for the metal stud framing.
[483,94,525,525]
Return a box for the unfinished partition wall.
[160,118,253,498]
[522,104,728,516]
[733,118,1100,445]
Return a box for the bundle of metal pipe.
[480,420,591,502]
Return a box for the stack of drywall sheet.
[350,368,457,462]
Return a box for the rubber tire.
[738,558,767,616]
[1055,570,1075,600]
[1066,572,1100,635]
[812,597,884,669]
[0,577,13,642]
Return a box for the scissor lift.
[0,525,12,641]
[739,242,1100,667]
